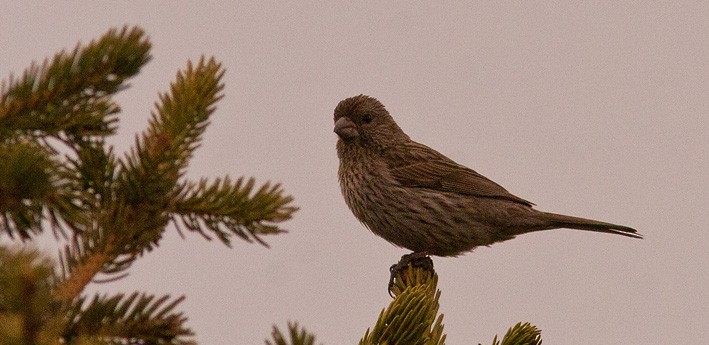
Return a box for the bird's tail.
[539,211,643,239]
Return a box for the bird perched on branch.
[334,94,641,261]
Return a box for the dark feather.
[387,141,534,206]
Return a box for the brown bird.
[334,94,641,259]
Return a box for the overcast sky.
[2,1,708,344]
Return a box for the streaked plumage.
[334,94,641,257]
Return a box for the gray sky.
[2,1,708,344]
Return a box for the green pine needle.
[171,176,297,246]
[0,24,303,345]
[109,56,226,258]
[64,292,194,345]
[360,265,446,345]
[491,322,542,345]
[0,26,296,302]
[0,141,56,239]
[0,26,151,142]
[117,55,224,215]
[0,247,63,345]
[267,322,320,345]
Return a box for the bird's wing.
[387,142,534,206]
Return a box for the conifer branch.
[63,292,194,345]
[0,26,151,144]
[54,248,112,302]
[491,322,543,345]
[1,246,194,345]
[49,56,229,292]
[51,56,237,297]
[49,142,118,238]
[266,322,320,345]
[113,56,225,255]
[2,24,304,344]
[361,263,543,345]
[0,247,63,343]
[360,266,446,345]
[1,26,150,241]
[170,177,297,246]
[120,55,224,192]
[0,141,56,239]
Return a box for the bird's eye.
[362,114,373,124]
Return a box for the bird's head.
[333,95,408,149]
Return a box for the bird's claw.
[387,252,434,297]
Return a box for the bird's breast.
[338,154,394,217]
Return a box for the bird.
[334,94,641,260]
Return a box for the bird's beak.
[334,117,359,139]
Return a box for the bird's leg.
[388,251,433,297]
